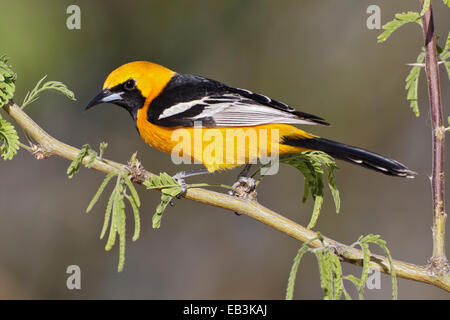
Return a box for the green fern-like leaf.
[444,34,450,57]
[331,253,343,300]
[345,274,363,293]
[0,55,16,108]
[343,288,352,300]
[377,12,422,43]
[123,174,141,207]
[86,172,116,213]
[101,187,115,240]
[123,174,141,241]
[309,195,324,230]
[280,151,340,229]
[87,169,142,272]
[67,144,91,178]
[144,172,179,189]
[143,173,181,229]
[113,183,126,272]
[285,234,395,300]
[105,184,119,252]
[444,31,450,55]
[327,167,340,213]
[285,238,317,300]
[21,75,76,109]
[443,61,450,83]
[99,141,108,159]
[342,234,397,300]
[311,245,344,300]
[360,234,398,300]
[104,175,128,272]
[444,0,450,8]
[86,150,97,168]
[405,50,425,116]
[0,116,20,160]
[315,249,333,300]
[125,194,141,242]
[358,239,371,299]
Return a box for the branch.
[420,0,449,272]
[3,102,450,292]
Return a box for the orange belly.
[136,108,314,172]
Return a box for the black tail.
[283,137,416,178]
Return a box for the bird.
[86,61,415,194]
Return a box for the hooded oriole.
[86,61,415,191]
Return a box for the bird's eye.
[124,79,136,91]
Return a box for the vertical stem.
[420,1,448,269]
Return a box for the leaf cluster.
[22,75,76,109]
[0,56,16,108]
[378,8,450,117]
[67,144,98,178]
[280,151,340,229]
[0,56,19,160]
[344,234,397,300]
[143,173,182,228]
[86,171,141,272]
[439,31,450,84]
[69,144,143,271]
[0,55,76,162]
[286,234,397,300]
[377,12,422,43]
[0,113,19,160]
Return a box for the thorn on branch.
[228,177,258,201]
[126,155,146,183]
[406,61,445,67]
[31,144,50,160]
[427,256,450,276]
[435,126,446,140]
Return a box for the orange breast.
[136,106,314,172]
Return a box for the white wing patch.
[158,93,318,127]
[158,99,203,119]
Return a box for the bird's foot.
[228,176,258,201]
[171,169,210,199]
[172,172,188,198]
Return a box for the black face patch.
[109,81,146,120]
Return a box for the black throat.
[110,84,146,121]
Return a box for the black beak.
[85,89,123,110]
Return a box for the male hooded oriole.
[86,61,415,191]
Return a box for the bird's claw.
[172,173,187,198]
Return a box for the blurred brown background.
[0,0,449,299]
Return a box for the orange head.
[85,61,175,119]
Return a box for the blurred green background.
[0,0,449,299]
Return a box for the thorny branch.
[419,0,448,273]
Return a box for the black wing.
[147,73,329,127]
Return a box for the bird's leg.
[228,164,257,201]
[172,168,210,197]
[238,163,252,178]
